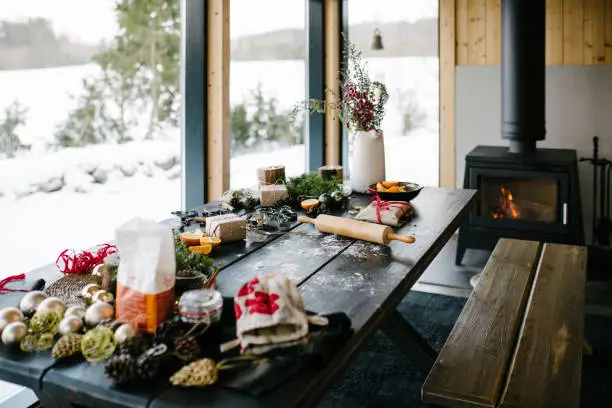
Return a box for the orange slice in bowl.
[180,231,204,246]
[301,198,320,210]
[381,181,399,189]
[188,244,212,255]
[376,182,386,191]
[200,236,222,248]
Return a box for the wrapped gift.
[354,199,414,227]
[205,214,246,242]
[259,184,288,207]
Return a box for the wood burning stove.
[456,146,584,265]
[456,0,585,264]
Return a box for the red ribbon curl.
[55,243,117,275]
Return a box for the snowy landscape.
[0,57,438,279]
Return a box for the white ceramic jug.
[348,129,386,193]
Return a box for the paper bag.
[115,218,176,333]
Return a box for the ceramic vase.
[348,129,386,194]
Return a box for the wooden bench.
[422,238,587,408]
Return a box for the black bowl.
[368,182,423,202]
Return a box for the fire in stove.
[492,187,520,220]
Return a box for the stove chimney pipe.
[501,0,546,154]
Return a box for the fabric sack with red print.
[221,274,327,356]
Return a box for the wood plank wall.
[453,0,612,65]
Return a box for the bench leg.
[381,309,437,375]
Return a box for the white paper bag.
[115,217,176,333]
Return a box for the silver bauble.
[80,283,101,299]
[92,263,105,277]
[1,322,27,346]
[0,307,24,332]
[84,302,114,327]
[58,316,84,336]
[19,291,47,315]
[92,290,114,304]
[114,323,136,343]
[64,305,86,320]
[36,297,67,316]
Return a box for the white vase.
[348,129,386,194]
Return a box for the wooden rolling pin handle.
[299,216,315,224]
[387,232,416,244]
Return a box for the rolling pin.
[299,214,415,245]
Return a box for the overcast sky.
[0,0,437,43]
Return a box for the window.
[0,0,181,301]
[349,0,439,186]
[229,0,307,188]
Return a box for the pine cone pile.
[105,354,137,385]
[174,337,201,363]
[170,358,218,387]
[154,316,187,346]
[52,334,83,359]
[136,344,172,379]
[116,335,149,358]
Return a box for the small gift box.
[259,184,288,207]
[205,214,247,243]
[354,198,414,227]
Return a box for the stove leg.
[455,234,466,266]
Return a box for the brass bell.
[371,28,384,51]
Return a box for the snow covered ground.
[0,57,438,279]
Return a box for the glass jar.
[178,289,223,324]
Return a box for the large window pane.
[349,0,439,186]
[230,0,306,189]
[0,1,181,277]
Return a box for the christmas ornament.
[0,307,24,332]
[52,334,83,359]
[64,306,86,320]
[170,358,218,387]
[81,326,116,362]
[59,316,84,336]
[105,354,137,385]
[114,324,135,344]
[19,291,47,315]
[84,302,114,327]
[36,297,67,316]
[80,283,101,299]
[92,263,105,277]
[136,343,171,379]
[37,333,54,351]
[1,322,27,346]
[174,337,201,363]
[116,334,149,357]
[29,310,62,334]
[92,290,114,304]
[20,334,37,352]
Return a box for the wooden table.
[0,187,476,408]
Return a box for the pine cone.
[105,354,136,385]
[154,316,187,345]
[170,358,218,387]
[116,334,149,358]
[136,344,172,379]
[52,334,83,359]
[174,337,201,363]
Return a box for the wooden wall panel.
[450,0,612,65]
[440,0,456,188]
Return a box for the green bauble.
[81,327,117,362]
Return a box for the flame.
[492,187,520,219]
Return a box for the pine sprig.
[173,232,214,278]
[285,173,341,205]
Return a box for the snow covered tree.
[0,101,28,158]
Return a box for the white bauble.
[19,291,47,315]
[84,302,114,327]
[1,322,27,346]
[58,316,84,336]
[0,307,24,332]
[37,297,67,316]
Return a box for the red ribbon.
[0,274,29,294]
[368,190,411,224]
[56,243,117,275]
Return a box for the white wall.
[455,66,612,243]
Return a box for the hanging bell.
[371,28,384,51]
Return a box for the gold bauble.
[37,297,67,316]
[92,290,114,304]
[92,264,105,277]
[64,306,86,320]
[114,323,135,344]
[0,307,24,332]
[59,316,84,336]
[84,302,114,327]
[19,291,47,315]
[1,322,27,346]
[80,283,101,299]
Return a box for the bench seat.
[422,238,587,408]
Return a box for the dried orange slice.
[381,181,399,189]
[301,198,319,210]
[376,182,387,191]
[180,231,205,246]
[188,244,212,255]
[200,236,222,248]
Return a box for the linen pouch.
[354,200,414,227]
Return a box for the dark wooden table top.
[0,187,477,408]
